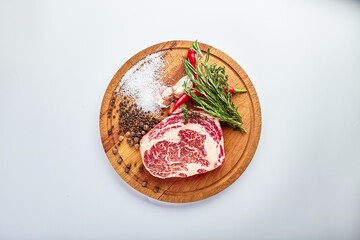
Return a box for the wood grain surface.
[99,40,261,203]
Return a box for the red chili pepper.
[170,89,201,113]
[228,86,247,94]
[170,49,199,114]
[187,49,197,80]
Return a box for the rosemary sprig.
[183,41,246,132]
[182,104,189,121]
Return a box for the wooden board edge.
[99,40,262,203]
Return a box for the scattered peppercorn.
[135,144,140,149]
[117,157,123,164]
[112,148,118,154]
[108,95,162,144]
[153,186,159,193]
[142,181,147,187]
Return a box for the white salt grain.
[116,50,170,112]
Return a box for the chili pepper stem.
[234,89,247,93]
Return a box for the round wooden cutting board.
[99,40,261,203]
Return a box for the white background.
[1,0,359,239]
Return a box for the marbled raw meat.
[140,111,225,178]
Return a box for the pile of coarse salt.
[116,50,169,113]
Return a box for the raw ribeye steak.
[140,111,225,178]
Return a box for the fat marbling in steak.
[140,111,225,178]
